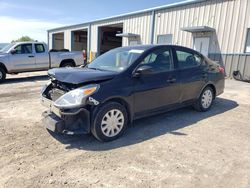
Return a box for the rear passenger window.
[176,50,202,69]
[35,44,45,53]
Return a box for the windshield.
[0,43,15,53]
[88,47,145,72]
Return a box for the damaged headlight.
[54,84,99,109]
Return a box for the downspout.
[87,23,92,61]
[70,31,73,51]
[150,10,156,44]
[47,31,52,69]
[47,31,50,49]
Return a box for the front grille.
[45,79,76,102]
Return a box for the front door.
[10,43,36,71]
[194,37,210,56]
[133,47,180,116]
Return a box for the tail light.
[218,66,225,74]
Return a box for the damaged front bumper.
[41,96,91,135]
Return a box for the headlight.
[54,84,99,109]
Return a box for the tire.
[194,86,214,112]
[0,67,6,83]
[91,102,128,142]
[60,61,75,68]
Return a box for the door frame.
[97,23,124,56]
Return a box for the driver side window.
[14,44,33,54]
[14,45,22,54]
[140,48,173,73]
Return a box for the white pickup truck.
[0,42,84,82]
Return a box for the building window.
[157,34,173,45]
[245,29,250,53]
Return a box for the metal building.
[48,0,250,77]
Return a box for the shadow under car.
[48,97,238,151]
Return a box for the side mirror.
[133,65,154,77]
[10,49,17,55]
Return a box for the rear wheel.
[194,86,214,112]
[91,102,128,142]
[0,67,6,83]
[60,61,75,68]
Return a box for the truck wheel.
[0,67,6,83]
[91,102,128,142]
[61,61,75,68]
[194,86,214,112]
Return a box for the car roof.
[13,41,45,45]
[117,44,201,55]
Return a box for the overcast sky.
[0,0,183,43]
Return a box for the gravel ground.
[0,71,249,188]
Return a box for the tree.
[12,36,35,43]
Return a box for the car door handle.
[167,78,176,83]
[28,55,35,58]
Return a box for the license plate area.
[41,97,61,118]
[50,105,61,118]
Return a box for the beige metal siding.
[48,0,250,54]
[47,0,250,77]
[48,33,53,49]
[154,0,250,54]
[64,30,71,50]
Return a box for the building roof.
[48,0,206,32]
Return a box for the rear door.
[34,43,49,70]
[173,47,207,102]
[133,47,181,115]
[10,43,36,71]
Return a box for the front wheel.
[194,86,214,112]
[0,67,6,83]
[91,102,128,142]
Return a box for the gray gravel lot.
[0,71,249,188]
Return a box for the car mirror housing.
[133,65,154,77]
[10,49,17,55]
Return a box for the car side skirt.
[133,99,196,120]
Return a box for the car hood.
[48,68,118,84]
[0,53,8,58]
